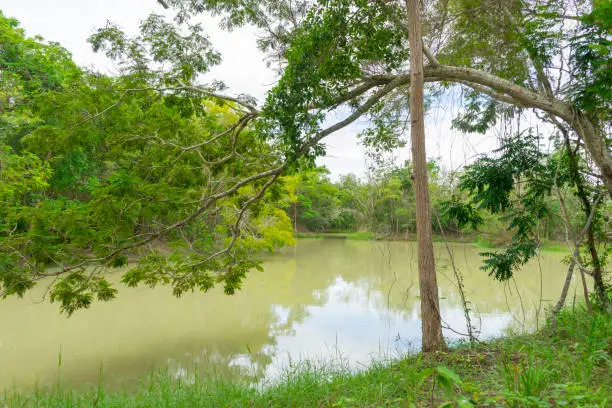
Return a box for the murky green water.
[0,240,575,391]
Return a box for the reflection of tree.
[0,239,570,390]
[266,239,572,330]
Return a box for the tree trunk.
[562,132,610,312]
[550,260,575,330]
[405,0,446,352]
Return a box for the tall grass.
[2,306,609,407]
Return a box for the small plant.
[517,359,548,397]
[500,353,549,398]
[407,366,475,408]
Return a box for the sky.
[1,0,504,180]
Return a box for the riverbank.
[3,306,609,407]
[295,232,569,252]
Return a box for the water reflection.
[0,240,574,391]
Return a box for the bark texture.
[405,0,446,352]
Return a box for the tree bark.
[405,0,446,352]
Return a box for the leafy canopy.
[0,12,294,314]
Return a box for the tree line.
[287,161,581,243]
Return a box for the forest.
[0,0,610,406]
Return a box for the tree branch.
[422,64,612,196]
[300,75,409,154]
[7,73,409,295]
[455,80,523,106]
[422,45,440,67]
[375,0,440,66]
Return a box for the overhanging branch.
[8,73,410,295]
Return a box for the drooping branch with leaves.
[0,8,410,314]
[0,12,299,313]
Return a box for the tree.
[293,168,342,232]
[0,14,296,314]
[157,0,611,197]
[443,129,609,311]
[2,0,610,319]
[406,0,446,351]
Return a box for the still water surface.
[0,240,574,390]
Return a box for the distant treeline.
[285,163,580,244]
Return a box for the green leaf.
[436,366,463,387]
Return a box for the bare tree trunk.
[578,263,593,313]
[550,261,575,330]
[561,132,610,312]
[554,176,596,314]
[405,0,446,352]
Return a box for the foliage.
[451,90,499,134]
[569,0,612,124]
[445,129,607,283]
[288,160,473,236]
[0,11,81,148]
[288,154,584,251]
[89,14,220,84]
[0,13,294,314]
[293,167,342,232]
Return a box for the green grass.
[295,232,324,239]
[474,235,496,249]
[473,236,569,253]
[540,242,570,253]
[295,232,376,240]
[3,307,610,407]
[344,231,376,241]
[296,233,568,251]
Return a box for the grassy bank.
[295,232,569,252]
[3,307,609,407]
[294,232,376,241]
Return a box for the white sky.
[1,0,502,180]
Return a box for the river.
[0,239,575,391]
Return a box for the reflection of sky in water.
[231,276,515,382]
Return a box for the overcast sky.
[1,0,503,180]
